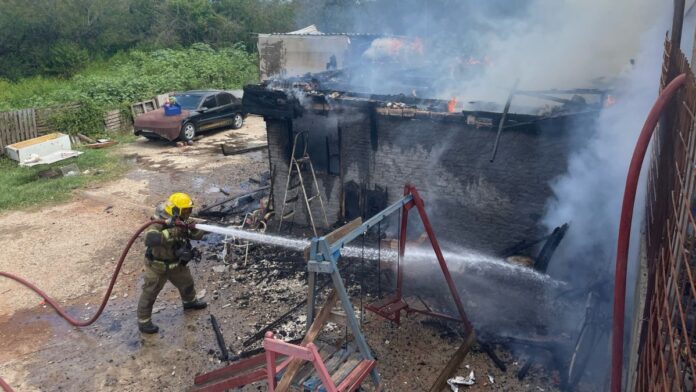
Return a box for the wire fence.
[635,39,696,391]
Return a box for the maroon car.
[134,90,245,142]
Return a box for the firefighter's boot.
[138,320,159,334]
[183,299,207,311]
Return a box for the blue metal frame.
[305,194,414,385]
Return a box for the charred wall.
[263,101,592,253]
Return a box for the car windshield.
[172,94,203,110]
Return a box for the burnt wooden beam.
[517,357,534,380]
[429,330,477,392]
[489,79,519,162]
[210,315,230,361]
[478,340,507,372]
[195,186,270,216]
[534,223,570,272]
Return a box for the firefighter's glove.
[165,217,177,228]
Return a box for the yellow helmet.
[164,192,194,219]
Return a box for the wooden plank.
[428,331,477,392]
[303,218,363,261]
[9,111,18,144]
[295,344,336,386]
[275,290,339,392]
[331,352,362,386]
[0,112,7,152]
[14,110,21,142]
[22,109,30,139]
[303,344,353,389]
[21,109,27,140]
[16,110,23,143]
[8,111,16,144]
[7,111,15,144]
[12,110,20,142]
[19,110,26,141]
[30,108,37,139]
[0,113,5,153]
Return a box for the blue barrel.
[164,105,181,116]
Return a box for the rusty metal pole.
[396,185,411,302]
[672,0,686,63]
[407,185,473,333]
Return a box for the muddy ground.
[0,116,561,391]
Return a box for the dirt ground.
[0,116,560,391]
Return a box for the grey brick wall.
[266,109,587,253]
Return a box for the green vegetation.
[0,44,258,111]
[0,149,129,211]
[0,0,295,80]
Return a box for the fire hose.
[610,73,686,392]
[0,219,191,392]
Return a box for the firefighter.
[137,192,207,334]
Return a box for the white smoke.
[458,0,663,100]
[541,13,670,282]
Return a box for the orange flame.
[447,97,457,113]
[386,38,404,56]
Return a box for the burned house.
[244,70,602,253]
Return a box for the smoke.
[289,0,672,384]
[296,0,663,105]
[458,0,663,102]
[541,18,670,284]
[536,5,672,386]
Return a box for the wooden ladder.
[278,131,329,236]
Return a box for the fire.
[604,94,616,108]
[447,97,457,113]
[386,38,404,56]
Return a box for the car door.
[196,94,219,131]
[215,92,239,128]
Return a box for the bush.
[48,102,105,137]
[44,41,90,77]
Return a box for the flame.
[447,97,457,113]
[386,38,404,56]
[603,94,616,108]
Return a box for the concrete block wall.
[266,109,587,253]
[265,117,342,232]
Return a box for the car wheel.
[180,122,196,141]
[232,113,244,129]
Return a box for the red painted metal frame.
[264,332,336,392]
[191,349,291,392]
[263,332,376,392]
[365,184,473,333]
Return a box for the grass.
[0,146,129,211]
